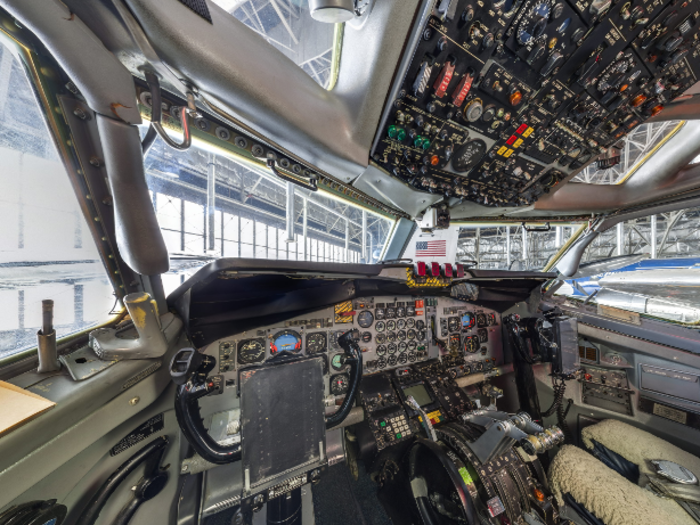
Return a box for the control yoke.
[169,329,362,463]
[170,348,242,465]
[326,329,363,429]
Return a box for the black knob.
[541,51,564,77]
[527,43,546,64]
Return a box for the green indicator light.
[396,128,406,141]
[380,421,386,427]
[421,138,431,150]
[413,135,423,148]
[396,433,402,439]
[388,125,398,139]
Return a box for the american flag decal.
[415,240,447,257]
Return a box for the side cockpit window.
[0,40,116,362]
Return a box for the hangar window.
[142,134,395,295]
[0,41,117,361]
[457,223,583,271]
[556,207,700,325]
[572,120,684,185]
[210,0,340,89]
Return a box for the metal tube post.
[37,299,60,372]
[650,215,657,258]
[303,199,308,261]
[617,222,624,256]
[285,182,295,243]
[506,226,511,269]
[344,220,349,262]
[521,226,528,261]
[207,154,216,252]
[361,210,367,262]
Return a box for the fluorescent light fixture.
[309,0,355,23]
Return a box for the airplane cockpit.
[2,1,700,524]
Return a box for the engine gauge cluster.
[208,297,504,400]
[371,0,700,207]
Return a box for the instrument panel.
[371,0,700,207]
[208,296,504,399]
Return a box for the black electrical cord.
[141,71,162,154]
[542,377,574,443]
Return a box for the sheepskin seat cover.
[549,445,697,525]
[581,419,700,484]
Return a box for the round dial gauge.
[407,306,416,317]
[330,374,350,395]
[464,336,479,353]
[462,313,475,329]
[406,318,416,328]
[361,331,372,343]
[388,355,398,366]
[375,308,385,320]
[397,306,406,318]
[377,357,387,369]
[331,353,347,371]
[449,334,461,350]
[397,319,407,330]
[306,332,327,354]
[452,139,487,173]
[417,330,426,342]
[448,317,461,332]
[386,332,397,343]
[386,307,396,319]
[386,320,397,331]
[416,320,426,331]
[398,353,408,364]
[376,345,387,356]
[408,352,417,363]
[476,313,488,327]
[357,310,374,329]
[408,341,417,351]
[398,342,408,353]
[376,333,386,345]
[375,321,386,333]
[238,338,265,364]
[397,330,407,341]
[407,329,417,340]
[332,330,346,349]
[487,314,497,326]
[473,361,485,372]
[478,328,488,343]
[388,343,398,354]
[271,329,302,354]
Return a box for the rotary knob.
[540,51,563,77]
[527,43,547,64]
[589,0,611,17]
[463,98,483,122]
[660,34,684,53]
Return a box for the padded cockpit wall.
[122,0,422,183]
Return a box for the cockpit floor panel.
[313,463,393,525]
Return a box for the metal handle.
[152,105,192,150]
[267,159,317,192]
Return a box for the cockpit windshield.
[210,0,340,89]
[142,133,396,295]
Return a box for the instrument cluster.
[372,0,700,207]
[209,296,504,399]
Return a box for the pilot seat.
[549,419,700,525]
